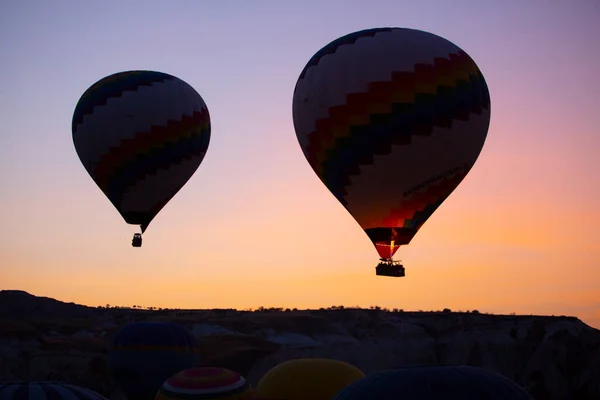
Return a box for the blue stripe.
[315,69,489,207]
[104,128,210,208]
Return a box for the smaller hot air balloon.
[332,365,532,400]
[108,322,198,400]
[72,70,211,247]
[255,358,365,400]
[155,367,253,400]
[0,382,108,400]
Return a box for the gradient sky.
[1,1,599,329]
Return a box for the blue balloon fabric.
[333,365,532,400]
[108,321,198,400]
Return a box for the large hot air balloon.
[0,382,108,400]
[72,70,211,247]
[332,365,532,399]
[255,358,365,400]
[108,321,198,400]
[155,367,253,400]
[292,28,491,276]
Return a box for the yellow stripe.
[348,113,370,126]
[368,102,393,114]
[414,84,438,95]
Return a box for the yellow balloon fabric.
[255,358,365,400]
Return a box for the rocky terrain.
[0,290,599,399]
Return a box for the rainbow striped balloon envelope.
[155,367,253,400]
[72,70,211,240]
[292,27,491,263]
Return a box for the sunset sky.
[1,1,599,329]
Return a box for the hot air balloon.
[108,321,198,400]
[255,358,365,400]
[0,382,108,400]
[332,365,532,399]
[155,367,253,400]
[292,28,491,277]
[72,70,211,247]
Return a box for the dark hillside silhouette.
[0,290,598,399]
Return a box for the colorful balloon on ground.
[0,382,108,400]
[72,70,211,238]
[255,358,365,400]
[108,321,198,400]
[155,367,253,400]
[332,365,531,399]
[292,27,491,261]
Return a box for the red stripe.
[303,51,477,173]
[93,109,209,190]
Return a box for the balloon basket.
[131,233,142,247]
[376,260,405,277]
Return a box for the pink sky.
[1,1,598,329]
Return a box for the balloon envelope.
[72,70,211,233]
[292,28,490,259]
[108,321,198,400]
[155,367,253,400]
[255,358,365,400]
[0,382,108,400]
[332,365,531,400]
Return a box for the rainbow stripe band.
[304,51,490,210]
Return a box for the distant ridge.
[1,290,598,398]
[0,290,101,319]
[0,289,593,331]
